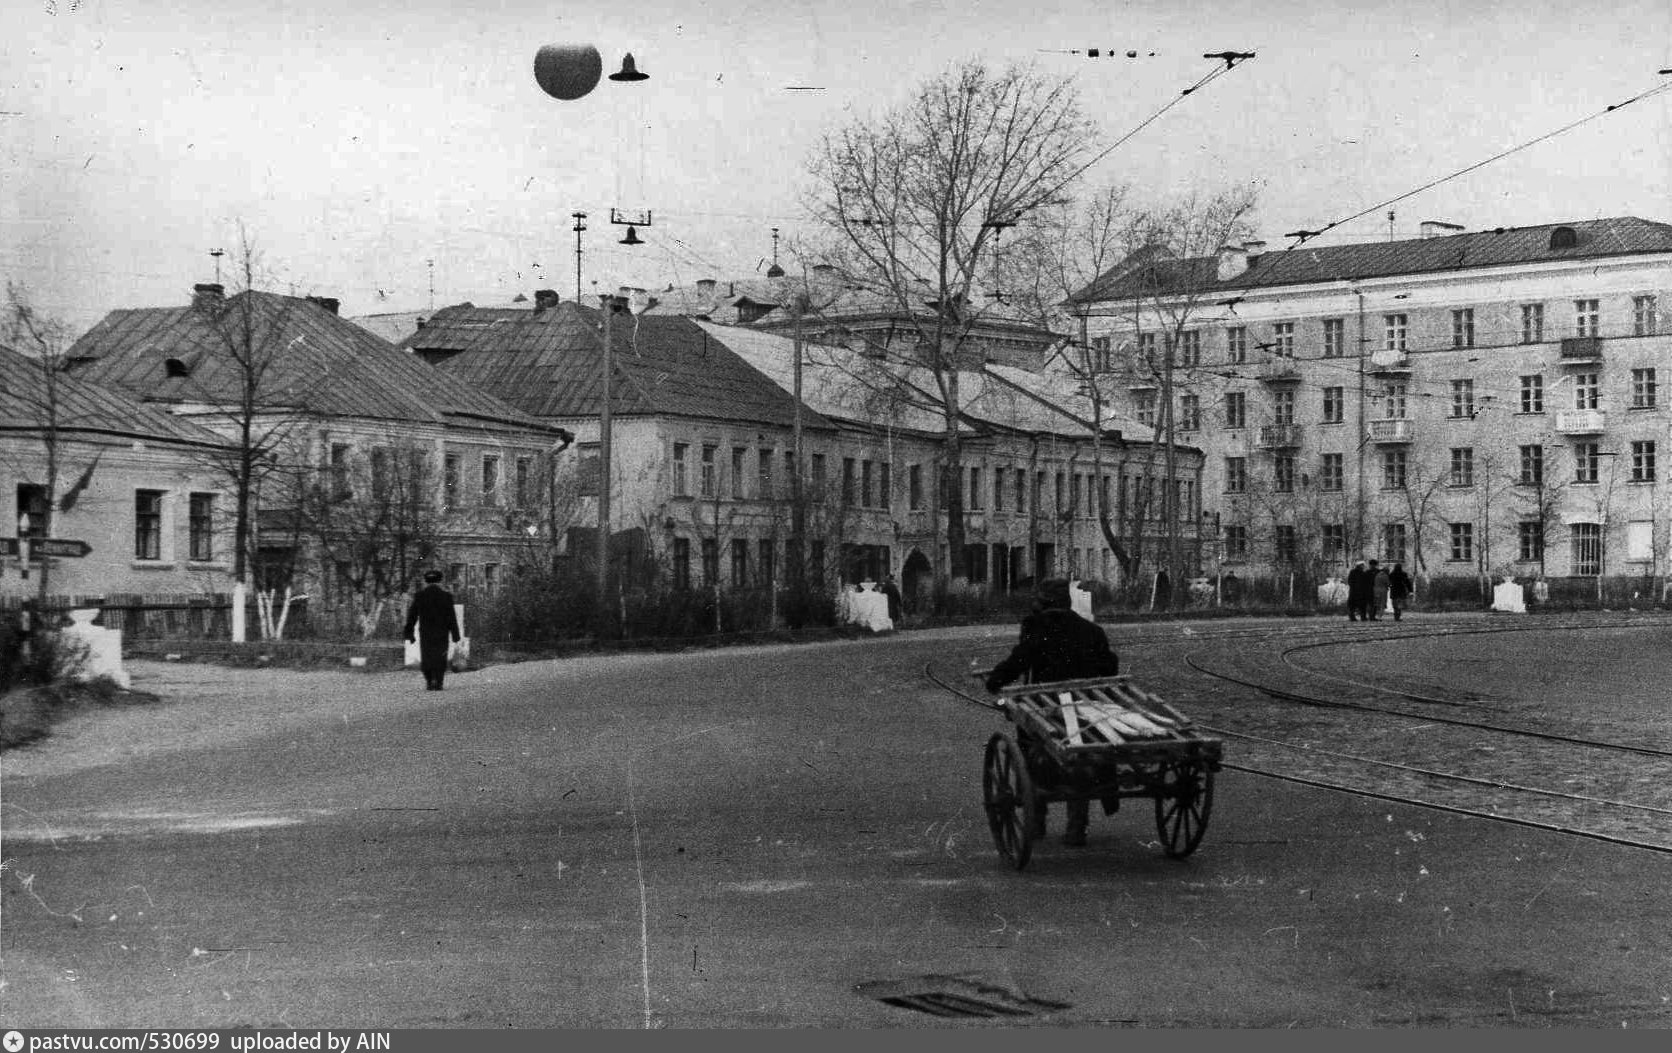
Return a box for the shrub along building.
[404,289,1205,614]
[1066,217,1672,595]
[2,342,233,604]
[63,284,572,637]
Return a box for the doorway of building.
[901,549,933,615]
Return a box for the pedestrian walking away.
[404,570,462,691]
[1345,560,1370,621]
[880,574,903,626]
[1370,560,1389,621]
[984,578,1120,847]
[1389,563,1413,621]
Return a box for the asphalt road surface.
[4,620,1670,1027]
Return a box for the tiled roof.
[646,274,1054,337]
[66,292,560,434]
[0,343,227,448]
[403,301,832,430]
[702,323,1124,439]
[1067,217,1672,304]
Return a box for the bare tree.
[805,59,1097,590]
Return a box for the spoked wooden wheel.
[1154,760,1215,858]
[983,733,1037,871]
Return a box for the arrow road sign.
[0,537,92,558]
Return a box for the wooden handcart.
[982,676,1223,870]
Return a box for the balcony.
[1559,336,1603,364]
[1257,357,1302,384]
[1366,418,1413,443]
[1555,409,1607,434]
[1367,353,1412,375]
[1257,423,1304,449]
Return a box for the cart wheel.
[1154,760,1215,858]
[983,733,1037,871]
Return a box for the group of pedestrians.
[1345,559,1412,621]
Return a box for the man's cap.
[423,570,444,583]
[1036,577,1073,608]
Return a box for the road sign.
[0,537,91,558]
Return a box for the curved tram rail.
[931,616,1672,857]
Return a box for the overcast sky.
[4,0,1669,334]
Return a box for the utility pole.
[572,212,587,300]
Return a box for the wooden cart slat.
[997,676,1223,768]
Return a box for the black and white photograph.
[4,0,1672,1031]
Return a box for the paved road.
[3,621,1670,1027]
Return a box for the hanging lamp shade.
[620,226,644,246]
[609,53,649,81]
[534,44,604,100]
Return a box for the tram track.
[926,615,1672,855]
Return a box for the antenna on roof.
[427,259,435,311]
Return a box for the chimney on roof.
[306,295,340,316]
[696,278,717,294]
[1420,221,1465,239]
[416,316,427,330]
[1215,244,1249,281]
[192,283,224,312]
[532,288,561,314]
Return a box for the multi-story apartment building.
[1067,217,1672,585]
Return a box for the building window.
[1450,379,1475,418]
[1380,381,1407,419]
[188,493,214,561]
[673,537,691,589]
[879,462,891,510]
[1054,472,1066,515]
[1274,524,1297,563]
[481,455,500,507]
[1519,445,1544,486]
[861,460,875,507]
[1179,393,1201,431]
[730,538,749,586]
[699,444,717,497]
[672,443,689,496]
[1449,522,1474,562]
[1272,389,1295,426]
[966,465,981,510]
[908,464,922,510]
[1224,391,1246,429]
[1574,372,1600,410]
[515,456,532,508]
[1134,389,1157,427]
[1570,522,1602,575]
[1320,452,1344,492]
[842,458,857,505]
[731,447,747,498]
[1518,521,1544,563]
[1383,313,1407,352]
[1521,303,1544,343]
[1321,386,1344,424]
[1015,468,1027,514]
[1381,448,1407,490]
[701,538,719,585]
[1575,298,1599,338]
[1224,524,1248,559]
[1323,318,1345,358]
[1633,368,1657,408]
[1226,326,1248,365]
[1635,295,1659,337]
[1272,321,1295,358]
[1520,374,1544,414]
[331,443,353,499]
[757,539,775,584]
[1451,308,1475,349]
[1224,457,1246,494]
[759,448,774,499]
[1574,442,1600,484]
[992,467,1006,511]
[1633,440,1657,482]
[135,489,164,560]
[1450,447,1474,487]
[1383,522,1407,564]
[1273,454,1295,493]
[1322,523,1346,561]
[1178,330,1201,367]
[483,563,501,595]
[811,453,827,495]
[1090,335,1112,372]
[1137,332,1157,367]
[370,447,391,498]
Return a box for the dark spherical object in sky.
[534,44,603,101]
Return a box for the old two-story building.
[3,343,235,604]
[64,285,572,631]
[403,291,1204,611]
[1067,217,1672,587]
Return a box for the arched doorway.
[901,549,933,615]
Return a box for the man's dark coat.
[404,584,461,683]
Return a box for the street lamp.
[772,268,809,600]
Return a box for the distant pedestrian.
[1221,571,1241,606]
[880,575,903,625]
[1153,567,1172,611]
[1388,564,1413,621]
[1345,560,1370,621]
[1370,561,1389,621]
[404,570,461,691]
